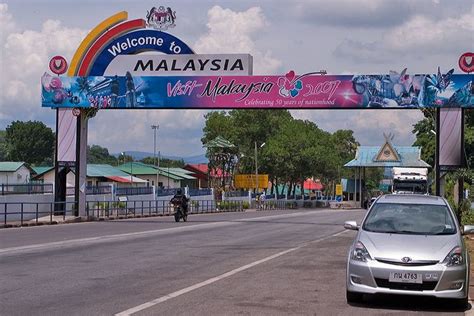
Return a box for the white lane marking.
[115,230,349,316]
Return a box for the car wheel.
[346,290,363,304]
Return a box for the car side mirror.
[462,225,474,235]
[344,221,359,231]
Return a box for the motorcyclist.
[171,188,189,216]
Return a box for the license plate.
[389,272,422,284]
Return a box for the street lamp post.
[254,141,266,193]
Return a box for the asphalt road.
[0,208,470,315]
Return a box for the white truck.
[391,167,429,194]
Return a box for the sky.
[0,0,472,157]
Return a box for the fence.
[66,185,112,196]
[1,183,53,195]
[251,199,293,211]
[156,188,179,197]
[115,187,153,196]
[86,199,223,218]
[1,194,321,227]
[225,190,249,198]
[0,201,77,226]
[0,199,250,226]
[189,188,212,196]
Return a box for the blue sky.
[0,0,472,157]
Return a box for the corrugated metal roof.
[118,162,194,180]
[344,146,430,168]
[106,175,148,183]
[87,164,131,177]
[0,162,25,172]
[118,162,158,175]
[164,167,197,179]
[32,166,54,175]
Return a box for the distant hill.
[113,151,208,164]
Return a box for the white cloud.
[334,8,474,65]
[0,4,87,127]
[194,6,281,74]
[294,0,414,28]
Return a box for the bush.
[459,199,474,225]
[242,201,249,209]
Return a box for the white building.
[0,162,31,185]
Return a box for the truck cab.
[391,167,429,194]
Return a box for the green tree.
[412,109,474,197]
[87,144,118,165]
[201,111,234,145]
[141,156,185,168]
[5,121,55,165]
[0,130,6,161]
[412,109,436,167]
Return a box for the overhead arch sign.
[42,10,472,110]
[42,70,473,109]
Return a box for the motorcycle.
[170,197,188,222]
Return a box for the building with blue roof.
[343,134,430,207]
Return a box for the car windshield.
[362,202,456,235]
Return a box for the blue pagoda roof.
[344,146,430,168]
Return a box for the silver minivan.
[345,194,472,308]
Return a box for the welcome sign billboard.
[104,54,253,76]
[41,70,473,109]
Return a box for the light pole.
[254,141,266,193]
[151,124,159,187]
[121,152,132,186]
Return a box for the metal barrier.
[85,200,236,218]
[0,196,307,227]
[252,200,290,211]
[0,201,77,226]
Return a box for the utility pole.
[151,124,159,187]
[255,142,258,193]
[254,141,266,194]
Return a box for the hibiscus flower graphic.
[278,70,303,98]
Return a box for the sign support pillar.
[75,111,88,217]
